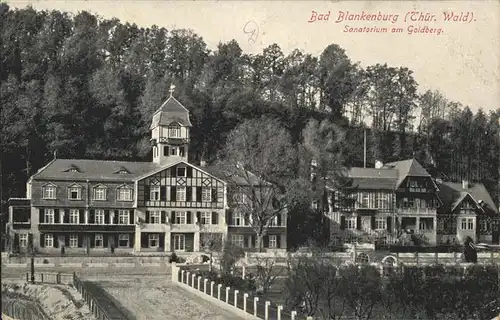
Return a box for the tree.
[199,232,224,272]
[216,117,297,252]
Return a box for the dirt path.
[85,275,241,320]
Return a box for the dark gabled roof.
[135,160,226,184]
[346,167,398,190]
[31,159,161,182]
[384,158,431,188]
[150,96,192,129]
[436,181,498,214]
[204,164,269,187]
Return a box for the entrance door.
[173,234,185,251]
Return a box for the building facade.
[328,159,500,245]
[7,92,287,255]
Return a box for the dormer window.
[117,185,133,201]
[64,164,81,173]
[42,183,57,199]
[169,124,181,138]
[114,166,130,174]
[68,184,82,200]
[93,185,107,201]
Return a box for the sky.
[7,0,500,113]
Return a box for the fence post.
[186,272,191,286]
[277,305,283,320]
[56,272,61,284]
[234,290,239,307]
[265,301,270,320]
[204,279,208,294]
[192,274,196,287]
[291,310,297,320]
[26,272,28,282]
[254,297,259,317]
[41,273,44,282]
[242,265,246,278]
[218,284,222,300]
[415,252,419,265]
[211,281,215,296]
[197,276,202,290]
[243,293,248,313]
[225,287,230,303]
[181,270,185,283]
[435,252,439,264]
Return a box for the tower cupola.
[150,85,192,165]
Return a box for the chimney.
[462,180,469,189]
[375,160,384,169]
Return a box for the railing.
[24,272,74,284]
[72,273,134,320]
[398,208,437,215]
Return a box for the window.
[169,125,181,138]
[149,234,159,247]
[346,217,356,230]
[150,211,161,224]
[200,212,211,224]
[150,186,160,201]
[43,185,56,199]
[176,186,186,201]
[377,194,389,209]
[269,235,277,248]
[177,167,186,177]
[170,147,177,156]
[461,218,474,230]
[117,187,133,201]
[232,211,243,226]
[93,186,107,200]
[68,186,81,200]
[479,219,489,232]
[201,188,212,202]
[95,234,103,248]
[173,234,185,251]
[69,234,78,248]
[375,218,386,230]
[95,210,105,224]
[231,235,244,247]
[118,234,129,247]
[118,210,130,225]
[44,209,54,224]
[311,200,318,210]
[69,209,79,224]
[175,212,187,224]
[45,234,54,248]
[19,234,28,248]
[360,193,369,208]
[419,220,428,230]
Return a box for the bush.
[169,252,178,263]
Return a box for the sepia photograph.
[1,0,499,319]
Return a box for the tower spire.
[169,84,175,97]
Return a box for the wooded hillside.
[1,4,499,215]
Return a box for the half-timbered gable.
[136,160,225,209]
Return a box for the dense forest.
[1,4,500,220]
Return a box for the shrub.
[169,252,178,263]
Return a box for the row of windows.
[153,146,187,158]
[343,217,387,230]
[40,233,130,248]
[42,184,133,201]
[149,186,212,202]
[230,234,281,248]
[43,209,131,224]
[145,211,216,225]
[229,212,286,227]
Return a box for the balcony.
[398,208,437,215]
[158,137,190,145]
[38,223,135,232]
[144,200,224,209]
[12,222,31,230]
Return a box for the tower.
[150,85,192,165]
